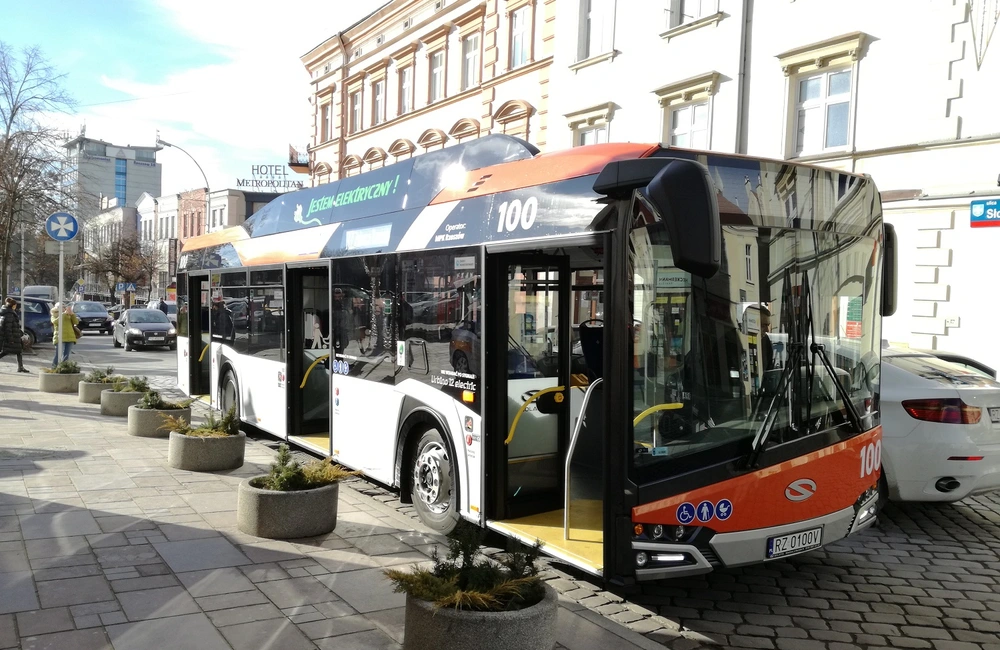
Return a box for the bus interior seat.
[578,319,603,379]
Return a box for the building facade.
[301,0,556,183]
[62,133,163,218]
[80,198,139,297]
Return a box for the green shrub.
[249,444,356,491]
[162,405,239,438]
[42,361,81,374]
[384,520,545,612]
[138,390,192,410]
[113,376,150,393]
[83,366,121,383]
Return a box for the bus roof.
[178,135,878,273]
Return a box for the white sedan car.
[881,347,1000,502]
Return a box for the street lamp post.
[156,136,210,242]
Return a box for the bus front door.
[286,264,332,455]
[180,273,211,396]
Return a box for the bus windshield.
[630,222,881,483]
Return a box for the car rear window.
[884,355,1000,387]
[74,302,107,314]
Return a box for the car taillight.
[902,398,982,424]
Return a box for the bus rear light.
[901,398,981,424]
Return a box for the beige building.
[301,0,555,183]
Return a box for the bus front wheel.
[410,428,458,534]
[220,370,240,421]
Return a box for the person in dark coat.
[158,299,169,316]
[0,297,29,373]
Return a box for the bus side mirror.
[881,223,897,317]
[643,160,721,278]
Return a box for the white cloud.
[58,0,386,196]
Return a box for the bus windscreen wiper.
[808,341,864,434]
[745,341,801,469]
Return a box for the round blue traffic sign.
[676,502,695,525]
[696,500,715,523]
[46,212,79,242]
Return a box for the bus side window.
[331,255,396,384]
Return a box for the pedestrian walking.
[50,302,80,367]
[0,298,29,373]
[158,298,169,316]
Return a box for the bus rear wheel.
[410,428,458,534]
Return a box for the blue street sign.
[115,282,137,292]
[46,212,79,242]
[971,199,1000,228]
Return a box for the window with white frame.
[510,6,530,69]
[430,51,445,102]
[373,80,386,125]
[320,103,332,142]
[669,101,709,148]
[744,244,753,283]
[666,0,718,29]
[794,67,851,155]
[399,66,412,114]
[462,33,480,90]
[579,0,614,61]
[576,125,607,146]
[350,90,363,133]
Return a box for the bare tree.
[82,235,160,296]
[0,42,73,296]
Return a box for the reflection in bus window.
[398,250,481,406]
[249,287,284,361]
[630,222,880,483]
[331,256,395,384]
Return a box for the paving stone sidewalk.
[0,361,662,650]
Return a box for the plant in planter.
[385,522,556,650]
[38,360,83,393]
[237,444,356,539]
[100,375,150,417]
[79,366,123,403]
[166,406,247,472]
[127,390,193,438]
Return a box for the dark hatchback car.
[113,308,177,351]
[71,301,113,334]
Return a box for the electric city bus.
[175,135,896,584]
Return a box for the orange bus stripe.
[180,227,248,252]
[430,142,659,204]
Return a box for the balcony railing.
[288,145,310,167]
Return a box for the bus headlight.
[635,551,649,568]
[651,525,665,539]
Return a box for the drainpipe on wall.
[336,32,348,182]
[734,0,753,154]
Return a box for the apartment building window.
[114,158,127,204]
[666,0,718,29]
[576,125,607,146]
[794,68,851,155]
[320,103,332,142]
[745,244,753,283]
[430,51,445,103]
[373,80,386,125]
[399,66,413,114]
[579,0,614,61]
[669,101,709,148]
[350,90,363,133]
[510,6,530,68]
[462,33,480,90]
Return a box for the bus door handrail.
[505,386,565,446]
[300,354,330,388]
[564,378,602,540]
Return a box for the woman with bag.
[50,302,80,367]
[0,298,29,373]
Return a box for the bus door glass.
[185,273,212,395]
[286,265,332,453]
[501,256,570,518]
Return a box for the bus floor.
[490,499,603,573]
[288,434,331,455]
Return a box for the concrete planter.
[38,372,82,394]
[128,406,191,438]
[168,431,246,471]
[79,381,114,404]
[401,583,557,650]
[237,478,339,539]
[100,390,143,417]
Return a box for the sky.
[2,0,386,197]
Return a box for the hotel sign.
[236,164,304,191]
